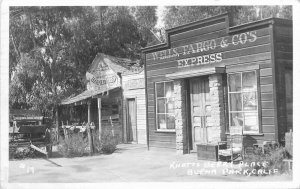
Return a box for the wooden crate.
[197,143,226,161]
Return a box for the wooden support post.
[63,123,68,139]
[87,100,93,155]
[87,100,91,124]
[97,98,102,141]
[86,123,94,155]
[56,106,59,142]
[110,116,115,137]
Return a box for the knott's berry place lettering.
[151,31,258,68]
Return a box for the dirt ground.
[8,144,292,183]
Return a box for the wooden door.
[127,99,137,142]
[190,77,210,150]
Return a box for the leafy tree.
[162,6,292,29]
[9,7,88,116]
[9,6,158,119]
[130,6,161,45]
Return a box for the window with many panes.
[228,71,259,134]
[155,81,175,131]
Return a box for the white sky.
[156,6,166,29]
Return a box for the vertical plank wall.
[122,71,147,144]
[273,19,293,143]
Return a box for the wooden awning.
[166,67,225,79]
[61,86,120,105]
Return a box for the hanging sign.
[86,62,120,91]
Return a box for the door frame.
[125,97,138,143]
[186,79,192,153]
[188,76,210,151]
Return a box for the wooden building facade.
[142,13,293,153]
[122,70,146,144]
[60,53,146,144]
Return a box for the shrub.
[91,131,102,153]
[241,145,290,176]
[92,129,118,154]
[57,128,118,157]
[100,130,118,154]
[57,133,88,158]
[9,145,44,159]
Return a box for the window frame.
[226,70,262,134]
[155,80,175,132]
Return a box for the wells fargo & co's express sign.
[151,31,258,68]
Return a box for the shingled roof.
[61,53,141,105]
[88,53,140,74]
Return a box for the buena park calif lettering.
[151,31,257,68]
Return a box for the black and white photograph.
[0,1,299,189]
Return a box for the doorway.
[189,76,210,150]
[126,98,137,143]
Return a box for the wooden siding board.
[170,22,227,42]
[262,117,275,125]
[260,93,273,101]
[274,26,292,36]
[260,84,273,93]
[276,51,293,60]
[262,109,275,117]
[259,63,272,69]
[275,43,293,52]
[262,125,276,133]
[261,101,274,109]
[260,76,273,85]
[171,29,228,47]
[274,36,292,44]
[260,68,273,77]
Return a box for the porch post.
[97,97,102,141]
[87,100,91,124]
[56,106,59,141]
[87,100,94,155]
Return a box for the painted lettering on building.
[86,63,121,91]
[151,31,257,68]
[178,52,223,68]
[124,78,145,90]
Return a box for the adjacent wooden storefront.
[60,53,146,144]
[142,13,293,154]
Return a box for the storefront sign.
[124,78,145,90]
[151,30,258,68]
[86,62,121,91]
[14,116,43,120]
[90,74,118,86]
